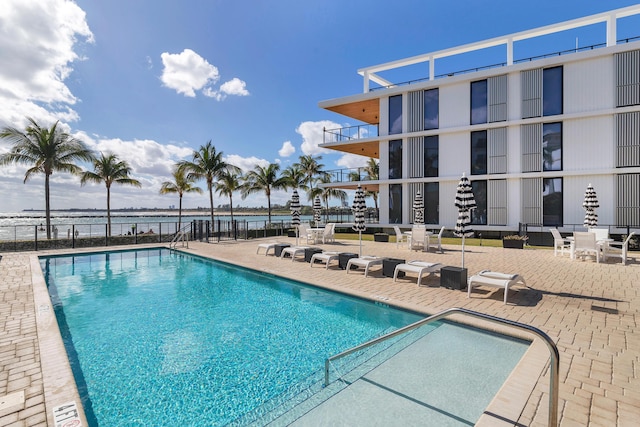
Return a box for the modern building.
[318,5,640,236]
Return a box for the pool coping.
[32,245,549,426]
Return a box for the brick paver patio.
[0,237,638,426]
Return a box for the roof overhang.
[319,139,379,158]
[319,98,379,124]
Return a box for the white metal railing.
[324,307,560,426]
[170,224,192,249]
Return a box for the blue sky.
[1,0,639,212]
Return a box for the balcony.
[323,124,379,143]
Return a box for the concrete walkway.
[0,237,638,426]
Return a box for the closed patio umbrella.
[352,184,367,256]
[313,196,322,226]
[412,190,424,224]
[454,173,476,268]
[290,189,301,245]
[582,183,599,227]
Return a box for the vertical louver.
[408,90,424,132]
[488,179,507,225]
[615,50,640,107]
[408,137,423,178]
[488,127,508,174]
[616,173,640,226]
[488,74,508,122]
[522,178,542,225]
[615,112,640,167]
[521,124,543,172]
[521,68,542,118]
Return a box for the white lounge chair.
[468,270,526,304]
[572,231,600,262]
[393,261,443,286]
[345,256,384,277]
[310,251,341,269]
[603,232,636,265]
[550,228,570,256]
[427,226,445,253]
[393,226,408,248]
[280,246,309,262]
[256,241,279,256]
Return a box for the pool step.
[233,323,438,426]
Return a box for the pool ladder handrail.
[170,224,191,249]
[324,307,559,427]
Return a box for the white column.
[429,56,435,81]
[363,71,370,93]
[507,38,514,66]
[606,14,617,47]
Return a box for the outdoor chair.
[345,256,384,277]
[393,261,443,286]
[468,270,526,304]
[427,226,445,253]
[321,223,336,244]
[309,251,341,269]
[393,226,408,248]
[280,246,309,262]
[409,226,427,251]
[572,232,600,263]
[550,228,571,256]
[256,241,279,256]
[603,232,636,265]
[589,227,609,242]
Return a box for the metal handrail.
[324,307,559,426]
[170,224,192,249]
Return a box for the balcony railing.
[323,124,379,144]
[325,167,376,184]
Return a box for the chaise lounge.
[310,251,341,269]
[393,261,443,286]
[345,256,384,277]
[280,246,309,262]
[256,241,279,256]
[467,270,526,304]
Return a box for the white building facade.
[318,5,640,235]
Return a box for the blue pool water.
[41,249,426,426]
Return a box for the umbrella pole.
[296,225,299,246]
[359,231,362,256]
[461,236,465,269]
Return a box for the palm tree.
[363,157,379,211]
[214,166,243,225]
[281,164,307,191]
[295,154,327,201]
[316,174,347,222]
[241,163,288,225]
[159,166,203,232]
[0,117,95,239]
[80,153,141,236]
[178,141,232,227]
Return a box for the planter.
[374,233,389,242]
[502,239,525,249]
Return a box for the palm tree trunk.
[178,194,183,232]
[45,174,51,239]
[267,194,272,225]
[106,185,112,237]
[208,184,215,232]
[229,194,234,224]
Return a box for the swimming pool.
[41,248,529,426]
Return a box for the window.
[543,178,563,226]
[471,131,487,175]
[389,95,403,135]
[424,136,438,177]
[389,184,402,224]
[543,122,562,171]
[543,66,563,116]
[425,183,439,224]
[389,140,402,179]
[471,180,487,225]
[471,80,487,125]
[424,88,439,130]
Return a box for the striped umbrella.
[582,183,599,227]
[352,184,367,256]
[313,196,322,226]
[412,190,424,224]
[454,173,477,268]
[290,189,301,245]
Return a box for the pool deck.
[0,237,638,426]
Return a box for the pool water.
[41,249,426,426]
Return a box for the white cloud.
[336,153,370,169]
[224,154,269,172]
[160,49,220,97]
[278,141,295,157]
[0,0,93,128]
[220,78,249,96]
[296,120,341,155]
